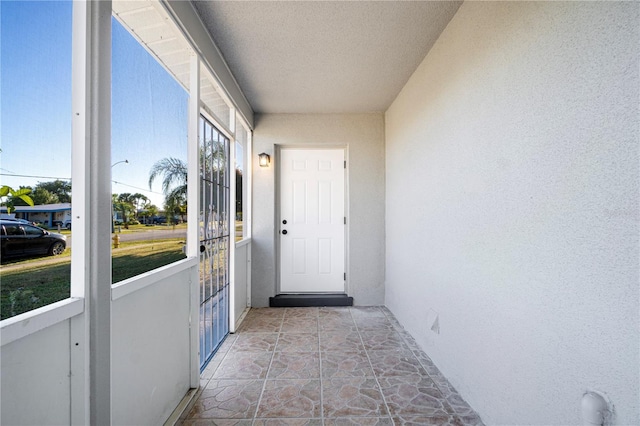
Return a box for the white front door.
[280,148,345,293]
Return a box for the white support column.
[89,1,113,423]
[187,55,200,261]
[70,0,90,423]
[70,1,113,423]
[187,53,201,388]
[229,110,237,333]
[246,129,253,307]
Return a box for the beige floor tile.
[320,331,365,352]
[324,417,393,425]
[212,352,272,379]
[322,377,388,418]
[186,307,484,426]
[256,379,322,418]
[180,419,253,426]
[359,331,408,351]
[237,318,282,333]
[253,419,323,425]
[230,333,278,352]
[367,349,428,378]
[378,375,448,417]
[268,352,321,379]
[186,379,263,419]
[321,350,374,378]
[276,333,319,352]
[281,318,319,333]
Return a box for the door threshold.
[269,294,353,307]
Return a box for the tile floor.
[179,306,484,426]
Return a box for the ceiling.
[191,1,462,114]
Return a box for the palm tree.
[129,193,150,220]
[140,204,159,224]
[165,191,186,225]
[149,157,188,223]
[149,142,227,223]
[113,193,136,228]
[148,158,187,200]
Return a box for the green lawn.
[1,239,186,320]
[112,223,188,234]
[41,223,188,236]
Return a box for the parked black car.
[1,217,36,226]
[0,220,67,259]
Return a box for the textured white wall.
[385,2,639,424]
[252,114,385,307]
[1,320,72,425]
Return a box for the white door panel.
[280,148,345,293]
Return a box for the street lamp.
[112,159,129,168]
[111,160,129,233]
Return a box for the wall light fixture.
[258,152,270,167]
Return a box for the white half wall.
[234,241,250,326]
[1,320,72,425]
[112,267,195,425]
[252,113,385,307]
[385,2,639,425]
[1,257,197,426]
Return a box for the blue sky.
[1,1,188,208]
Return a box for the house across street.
[1,203,72,229]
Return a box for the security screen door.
[199,116,230,369]
[279,148,345,293]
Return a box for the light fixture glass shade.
[258,152,270,167]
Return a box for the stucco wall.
[252,113,385,307]
[385,2,639,424]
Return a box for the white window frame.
[1,0,254,421]
[110,13,194,287]
[234,118,252,243]
[1,0,87,346]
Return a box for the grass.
[1,238,186,320]
[112,239,186,283]
[1,246,72,266]
[113,223,187,234]
[1,262,72,321]
[39,223,188,236]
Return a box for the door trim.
[275,145,349,295]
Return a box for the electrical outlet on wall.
[426,309,440,335]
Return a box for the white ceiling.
[191,1,462,114]
[114,1,234,127]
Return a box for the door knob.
[282,230,288,235]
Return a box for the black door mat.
[269,294,354,307]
